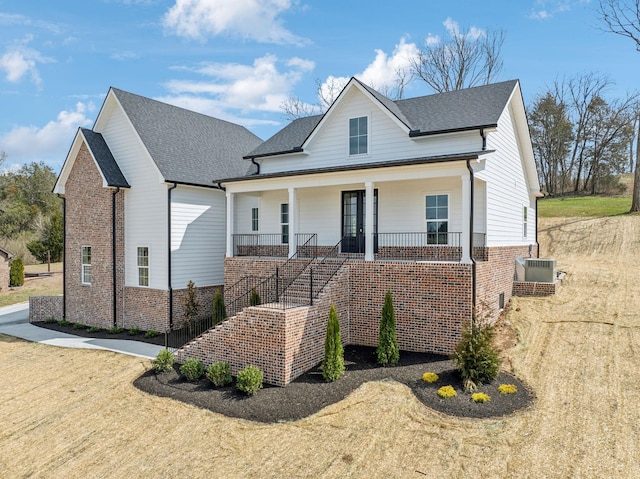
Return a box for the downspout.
[212,182,226,192]
[466,159,476,319]
[250,157,260,175]
[111,187,120,327]
[57,194,66,320]
[168,182,177,329]
[535,196,540,258]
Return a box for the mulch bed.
[32,321,166,346]
[134,345,534,423]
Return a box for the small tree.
[377,290,400,366]
[9,258,24,287]
[181,280,200,334]
[249,288,261,306]
[321,303,345,382]
[451,321,501,393]
[212,289,227,326]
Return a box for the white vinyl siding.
[477,101,537,246]
[98,102,168,289]
[171,186,226,288]
[81,246,91,285]
[258,87,482,175]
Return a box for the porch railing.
[375,232,462,261]
[233,233,317,257]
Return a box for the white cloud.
[319,38,420,104]
[0,36,55,87]
[162,0,306,44]
[110,51,140,61]
[163,54,314,115]
[442,17,485,40]
[0,102,94,169]
[529,1,587,19]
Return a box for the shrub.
[144,330,160,338]
[236,365,263,395]
[498,384,518,395]
[9,258,24,287]
[206,362,232,387]
[249,288,261,306]
[181,280,200,333]
[72,322,87,330]
[87,326,102,333]
[437,385,457,398]
[321,303,345,382]
[152,349,175,373]
[212,289,227,326]
[422,372,439,383]
[179,358,204,381]
[44,317,57,324]
[128,327,142,336]
[377,290,399,366]
[451,321,501,393]
[471,392,491,403]
[57,319,71,327]
[107,326,124,334]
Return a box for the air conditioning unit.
[524,258,556,283]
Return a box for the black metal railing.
[374,232,462,261]
[164,315,217,349]
[232,233,318,257]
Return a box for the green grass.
[538,195,632,218]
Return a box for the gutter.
[111,187,120,327]
[168,182,177,329]
[57,194,66,320]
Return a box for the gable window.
[523,206,528,238]
[137,247,149,287]
[426,194,448,244]
[251,207,259,232]
[281,203,289,244]
[349,116,368,155]
[81,246,92,285]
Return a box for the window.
[523,206,528,238]
[137,247,149,287]
[251,207,259,232]
[349,116,368,155]
[426,194,448,244]
[81,246,91,284]
[280,203,289,244]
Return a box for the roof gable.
[247,79,519,159]
[107,88,263,186]
[53,128,130,195]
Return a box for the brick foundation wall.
[513,280,557,297]
[172,284,222,329]
[123,287,169,332]
[475,245,539,323]
[64,142,125,329]
[29,296,64,322]
[348,261,472,355]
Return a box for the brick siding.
[29,296,64,322]
[513,280,557,297]
[64,142,125,329]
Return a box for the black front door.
[341,190,377,254]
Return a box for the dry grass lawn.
[1,216,639,478]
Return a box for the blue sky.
[0,0,638,172]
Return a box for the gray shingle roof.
[246,80,519,158]
[111,88,263,185]
[80,128,130,188]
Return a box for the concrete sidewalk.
[0,302,164,359]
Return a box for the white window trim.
[81,246,91,285]
[280,203,289,245]
[137,246,150,287]
[425,193,450,245]
[348,115,370,157]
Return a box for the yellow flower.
[437,385,457,398]
[422,372,439,383]
[498,384,518,395]
[471,392,491,403]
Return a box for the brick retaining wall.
[29,296,64,322]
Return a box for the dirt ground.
[1,215,639,478]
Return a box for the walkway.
[0,302,163,359]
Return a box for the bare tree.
[411,26,505,93]
[599,0,640,211]
[599,0,640,49]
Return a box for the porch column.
[288,187,297,258]
[365,181,374,261]
[226,191,234,257]
[460,175,471,264]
